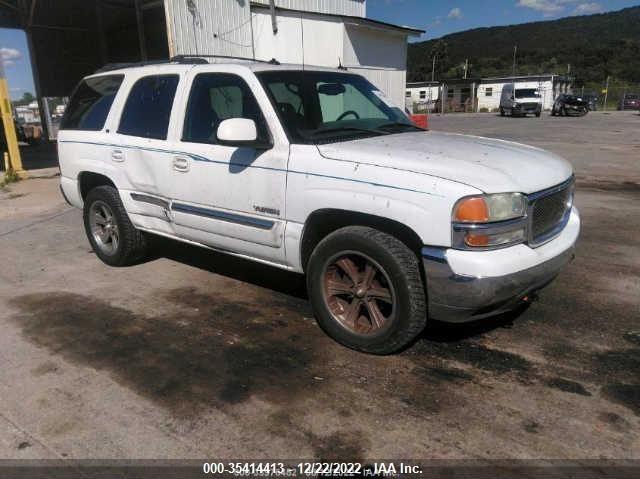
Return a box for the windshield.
[256,70,420,144]
[515,89,540,99]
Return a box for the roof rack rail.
[94,54,282,74]
[94,60,170,73]
[94,55,218,73]
[170,54,280,65]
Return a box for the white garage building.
[165,0,423,108]
[405,81,440,112]
[476,75,573,111]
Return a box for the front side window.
[61,75,124,131]
[118,74,179,140]
[183,73,269,145]
[257,70,419,144]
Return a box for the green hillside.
[407,6,640,86]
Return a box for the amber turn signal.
[464,233,490,247]
[454,197,489,223]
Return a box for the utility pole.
[512,45,517,79]
[463,58,468,79]
[431,54,437,82]
[603,76,610,112]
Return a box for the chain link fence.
[575,83,640,111]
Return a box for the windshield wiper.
[377,122,425,131]
[308,126,386,137]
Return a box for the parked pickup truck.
[58,58,580,354]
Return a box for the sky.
[0,28,35,100]
[0,1,637,99]
[367,0,640,42]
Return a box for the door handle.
[173,157,190,172]
[111,150,124,162]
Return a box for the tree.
[13,92,35,106]
[429,40,449,81]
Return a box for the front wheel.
[83,185,148,266]
[306,226,427,354]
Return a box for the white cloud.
[0,47,22,67]
[516,0,576,16]
[574,2,602,14]
[448,7,463,19]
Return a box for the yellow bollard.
[0,61,26,178]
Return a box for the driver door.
[160,70,289,264]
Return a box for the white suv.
[58,58,580,354]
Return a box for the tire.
[83,185,148,267]
[306,226,427,354]
[535,112,541,117]
[500,107,505,117]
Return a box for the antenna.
[299,12,305,71]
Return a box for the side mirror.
[217,118,271,149]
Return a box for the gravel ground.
[0,111,638,460]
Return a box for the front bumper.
[422,207,580,323]
[514,103,541,114]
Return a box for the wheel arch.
[300,208,424,273]
[78,171,117,201]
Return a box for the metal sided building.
[0,0,422,124]
[477,75,574,112]
[165,0,423,108]
[405,81,440,112]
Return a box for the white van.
[500,84,542,117]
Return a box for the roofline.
[250,2,424,36]
[407,74,574,85]
[407,81,440,87]
[480,74,573,83]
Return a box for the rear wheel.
[83,185,148,266]
[500,107,505,117]
[307,226,427,354]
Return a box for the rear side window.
[118,75,179,140]
[61,75,124,131]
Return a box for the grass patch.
[1,167,20,188]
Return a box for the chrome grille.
[528,178,574,246]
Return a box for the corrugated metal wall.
[164,0,253,57]
[252,0,365,17]
[165,0,407,105]
[351,67,407,109]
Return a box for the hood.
[514,97,541,103]
[561,97,588,106]
[316,131,573,194]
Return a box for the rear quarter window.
[60,75,124,131]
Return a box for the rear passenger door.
[160,69,289,265]
[110,70,183,231]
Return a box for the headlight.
[454,193,526,223]
[452,193,528,250]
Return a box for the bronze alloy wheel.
[322,251,396,336]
